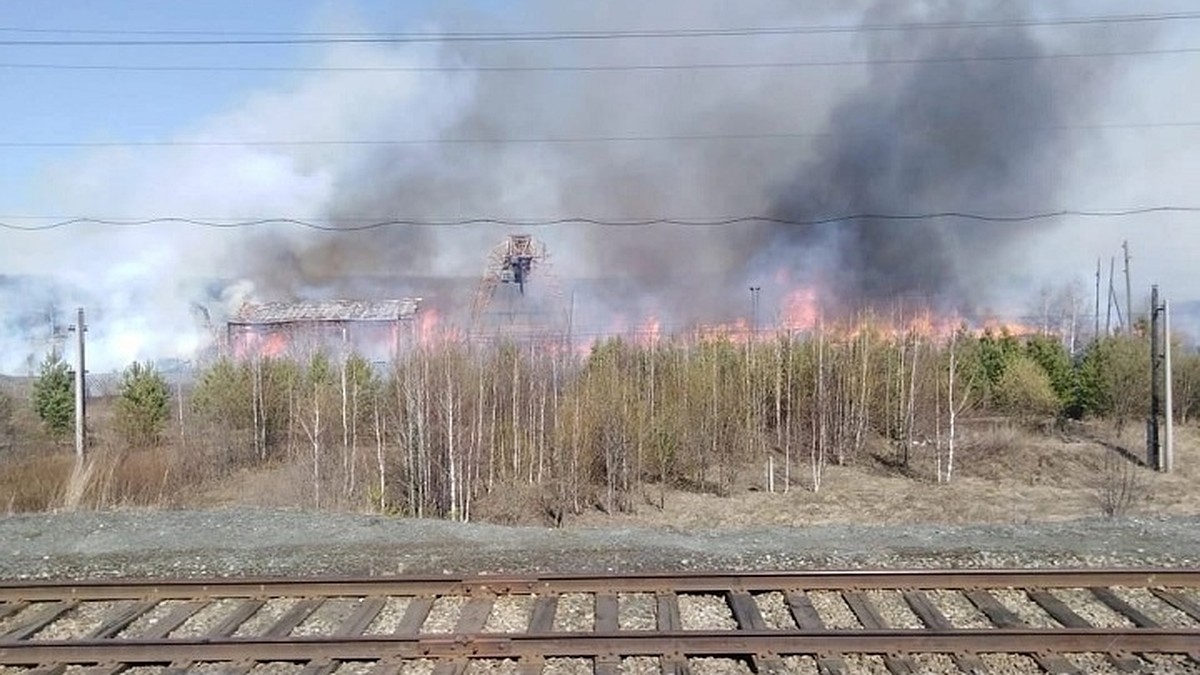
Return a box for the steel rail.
[2,568,1197,601]
[2,629,1199,665]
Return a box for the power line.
[2,45,1198,72]
[3,122,1199,149]
[2,207,1197,232]
[0,10,1197,43]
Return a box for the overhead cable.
[2,207,1197,232]
[0,10,1198,44]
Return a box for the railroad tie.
[726,591,767,631]
[0,602,28,622]
[80,664,125,675]
[23,666,67,675]
[455,595,495,633]
[431,658,468,675]
[964,590,1088,674]
[298,659,339,675]
[517,655,545,675]
[527,594,559,633]
[656,592,682,632]
[1090,587,1160,628]
[335,596,387,637]
[366,660,404,675]
[1026,590,1143,671]
[2,601,77,641]
[594,593,619,632]
[661,652,693,675]
[901,590,989,675]
[782,591,849,675]
[0,569,1197,673]
[208,598,265,638]
[263,597,325,638]
[840,591,918,675]
[138,600,206,639]
[87,600,157,639]
[1149,588,1200,622]
[593,654,621,675]
[397,596,436,635]
[751,652,788,675]
[219,661,254,675]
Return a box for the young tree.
[191,358,254,468]
[31,352,73,438]
[114,361,171,448]
[0,387,15,456]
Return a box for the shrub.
[992,355,1060,419]
[1094,451,1144,518]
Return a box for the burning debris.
[227,299,421,361]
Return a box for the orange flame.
[416,307,466,347]
[780,286,820,332]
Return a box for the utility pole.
[1123,240,1132,333]
[1164,299,1174,473]
[1106,257,1116,335]
[70,307,87,460]
[1148,286,1161,470]
[567,290,575,352]
[1094,258,1101,342]
[749,286,761,339]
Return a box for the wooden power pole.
[1147,286,1174,472]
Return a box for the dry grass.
[196,461,320,509]
[0,452,73,512]
[572,422,1200,529]
[4,397,1199,529]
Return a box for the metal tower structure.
[470,234,567,344]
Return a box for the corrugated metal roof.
[231,299,420,325]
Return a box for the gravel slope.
[1,509,1198,580]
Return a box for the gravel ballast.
[1,509,1199,580]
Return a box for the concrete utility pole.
[1164,299,1174,473]
[1106,257,1116,335]
[1123,240,1133,333]
[749,286,761,338]
[71,307,87,460]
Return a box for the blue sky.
[2,1,1200,370]
[0,0,459,211]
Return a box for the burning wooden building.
[227,298,421,361]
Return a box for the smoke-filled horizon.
[2,0,1195,373]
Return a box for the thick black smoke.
[766,3,1114,311]
[256,1,1135,328]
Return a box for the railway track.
[1,568,1199,674]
